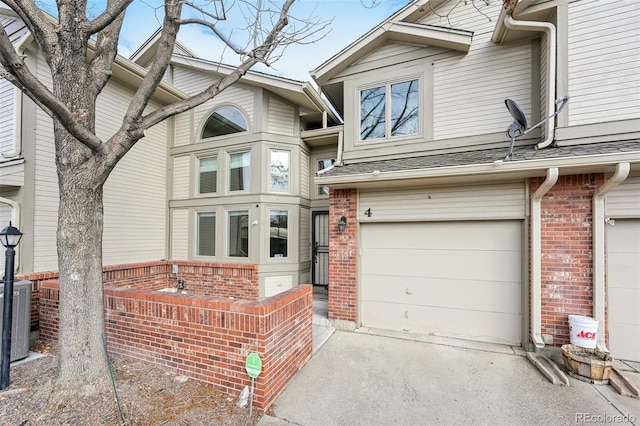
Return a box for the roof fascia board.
[388,22,472,52]
[315,151,640,187]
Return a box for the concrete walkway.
[259,331,640,426]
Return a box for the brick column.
[328,188,358,324]
[532,173,604,346]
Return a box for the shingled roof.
[319,140,640,178]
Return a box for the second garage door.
[361,221,522,345]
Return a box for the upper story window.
[198,156,217,194]
[201,106,248,139]
[360,79,419,141]
[270,149,290,192]
[229,151,251,191]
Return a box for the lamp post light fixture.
[338,216,347,233]
[0,221,23,390]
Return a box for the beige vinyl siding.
[299,207,311,263]
[0,78,16,155]
[173,110,193,147]
[606,176,640,218]
[300,150,310,199]
[101,84,168,265]
[358,182,526,222]
[433,39,532,140]
[171,209,189,259]
[417,1,500,31]
[172,66,255,137]
[172,156,191,199]
[0,200,13,273]
[0,17,28,156]
[32,49,58,272]
[567,0,640,126]
[341,43,448,79]
[267,97,295,136]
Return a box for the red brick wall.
[328,188,358,323]
[39,281,312,409]
[19,260,259,331]
[532,173,604,346]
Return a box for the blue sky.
[1,0,411,80]
[1,0,410,81]
[116,0,410,81]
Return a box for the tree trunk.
[54,170,110,399]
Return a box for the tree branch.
[0,26,102,151]
[1,0,59,60]
[85,0,134,35]
[89,0,128,93]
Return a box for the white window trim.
[195,211,217,258]
[228,150,252,193]
[226,208,251,259]
[268,208,290,260]
[356,73,423,145]
[269,148,291,193]
[196,154,219,196]
[197,103,250,142]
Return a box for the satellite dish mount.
[503,96,569,161]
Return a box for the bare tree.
[0,0,328,403]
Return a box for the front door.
[312,211,329,287]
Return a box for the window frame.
[197,155,218,195]
[196,211,217,257]
[199,105,249,140]
[269,149,291,193]
[227,209,250,258]
[358,75,422,143]
[268,209,289,259]
[228,150,252,192]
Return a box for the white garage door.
[361,221,522,345]
[607,219,640,362]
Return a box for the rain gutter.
[592,162,629,352]
[504,13,557,150]
[530,167,558,349]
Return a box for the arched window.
[200,106,248,139]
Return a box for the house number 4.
[364,208,372,217]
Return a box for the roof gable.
[311,0,473,86]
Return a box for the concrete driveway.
[259,330,639,426]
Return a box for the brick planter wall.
[328,188,358,324]
[532,173,605,346]
[39,280,312,409]
[18,260,259,332]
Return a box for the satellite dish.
[502,96,569,161]
[505,99,527,131]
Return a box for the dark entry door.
[312,211,329,287]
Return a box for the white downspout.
[592,162,630,352]
[504,14,557,150]
[531,167,559,349]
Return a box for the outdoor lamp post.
[1,222,23,390]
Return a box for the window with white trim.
[360,79,419,141]
[197,212,216,256]
[228,210,249,257]
[201,106,248,139]
[229,151,251,191]
[269,210,288,258]
[270,149,290,192]
[198,156,217,194]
